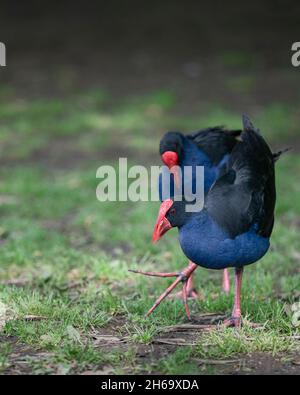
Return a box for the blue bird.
[158,127,242,198]
[133,116,284,326]
[158,127,242,297]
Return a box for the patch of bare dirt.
[87,314,300,375]
[2,314,300,375]
[0,336,54,375]
[214,352,300,375]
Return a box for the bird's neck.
[181,138,212,166]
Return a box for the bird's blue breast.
[158,137,229,201]
[178,212,270,270]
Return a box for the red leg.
[128,269,179,278]
[182,280,191,320]
[170,261,199,299]
[129,261,198,319]
[186,274,198,298]
[222,268,230,294]
[224,267,243,328]
[145,275,184,317]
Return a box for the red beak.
[161,151,180,188]
[152,199,173,243]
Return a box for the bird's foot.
[222,316,242,328]
[129,262,198,320]
[168,274,198,300]
[222,316,262,329]
[169,288,198,300]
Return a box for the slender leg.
[129,261,198,319]
[223,267,243,328]
[222,268,230,294]
[186,273,198,298]
[182,280,191,320]
[172,265,230,300]
[169,261,198,299]
[128,270,179,278]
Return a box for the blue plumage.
[158,134,231,200]
[178,211,270,270]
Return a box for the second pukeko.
[133,115,282,326]
[158,126,242,296]
[159,127,242,193]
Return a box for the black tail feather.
[242,114,255,131]
[272,148,291,163]
[242,114,261,135]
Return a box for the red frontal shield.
[161,151,180,187]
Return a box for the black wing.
[205,115,276,239]
[187,126,242,165]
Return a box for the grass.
[0,343,11,372]
[0,88,299,374]
[194,326,295,359]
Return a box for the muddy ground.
[2,313,300,375]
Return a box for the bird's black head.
[159,131,184,159]
[152,199,190,242]
[165,200,188,228]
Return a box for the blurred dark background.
[1,0,300,108]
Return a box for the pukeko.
[159,127,242,193]
[133,115,283,326]
[158,126,242,296]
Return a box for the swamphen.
[158,127,242,296]
[134,116,282,326]
[159,127,242,194]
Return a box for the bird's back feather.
[187,127,242,165]
[205,116,276,238]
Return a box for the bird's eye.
[169,208,176,215]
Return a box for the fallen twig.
[154,338,197,346]
[159,324,214,332]
[192,358,241,365]
[0,279,30,286]
[23,315,48,321]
